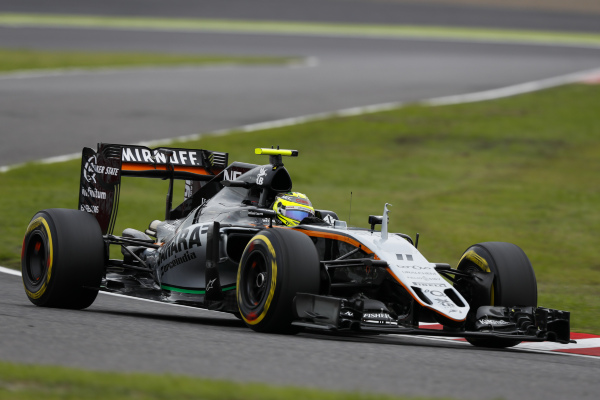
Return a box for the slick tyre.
[456,242,537,348]
[21,209,105,309]
[237,228,320,334]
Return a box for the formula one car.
[21,143,572,348]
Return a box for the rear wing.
[78,143,231,234]
[120,145,228,178]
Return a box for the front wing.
[293,293,573,344]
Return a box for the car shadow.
[299,329,537,355]
[87,308,247,329]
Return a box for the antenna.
[349,191,352,226]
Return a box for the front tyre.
[456,242,537,348]
[236,228,320,333]
[21,209,105,309]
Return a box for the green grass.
[3,84,599,333]
[2,13,600,47]
[0,48,294,74]
[0,361,443,400]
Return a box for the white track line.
[0,265,21,276]
[0,56,319,81]
[0,265,232,315]
[1,65,599,174]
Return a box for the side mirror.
[368,215,383,230]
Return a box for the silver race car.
[21,144,572,348]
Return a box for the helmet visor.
[282,207,313,222]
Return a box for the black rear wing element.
[78,143,229,235]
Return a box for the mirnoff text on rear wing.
[78,143,254,235]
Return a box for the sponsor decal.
[248,210,269,218]
[434,298,455,308]
[414,275,445,281]
[322,215,336,225]
[83,155,97,183]
[401,270,439,276]
[341,310,354,318]
[421,290,456,308]
[83,155,120,182]
[94,165,119,176]
[160,250,198,276]
[397,265,429,270]
[223,169,242,181]
[478,318,510,326]
[80,204,100,214]
[293,197,310,206]
[81,187,107,199]
[157,225,203,265]
[411,282,447,288]
[428,290,445,297]
[121,147,200,166]
[206,278,217,291]
[363,312,392,319]
[256,167,267,185]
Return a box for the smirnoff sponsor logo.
[122,147,201,166]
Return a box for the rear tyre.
[456,242,537,348]
[21,209,105,309]
[236,228,320,333]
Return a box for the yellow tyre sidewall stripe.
[23,216,54,300]
[237,234,278,326]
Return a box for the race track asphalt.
[1,1,599,399]
[2,272,599,400]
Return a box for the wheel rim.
[24,232,48,286]
[242,251,270,309]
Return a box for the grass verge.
[0,361,443,400]
[1,84,599,333]
[0,48,294,74]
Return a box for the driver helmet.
[272,192,315,226]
